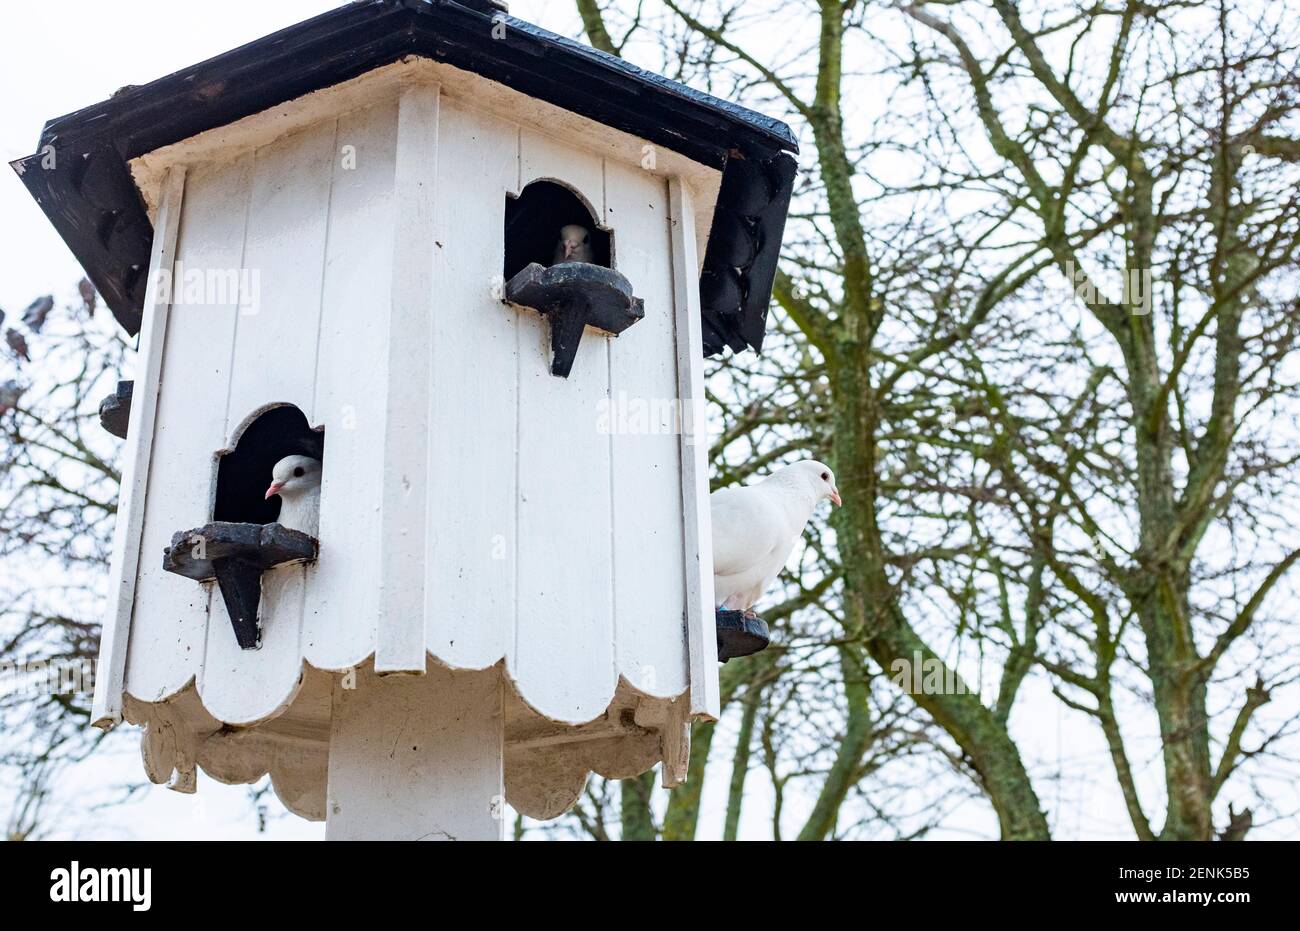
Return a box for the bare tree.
[0,285,124,837]
[575,0,1300,840]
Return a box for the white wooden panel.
[520,130,604,220]
[604,161,689,699]
[513,132,615,723]
[127,162,252,706]
[198,564,310,726]
[326,665,504,841]
[95,167,186,724]
[224,120,335,420]
[200,119,337,724]
[669,177,721,718]
[306,99,399,671]
[425,101,520,668]
[374,81,440,673]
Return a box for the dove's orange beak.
[265,482,284,500]
[830,489,842,507]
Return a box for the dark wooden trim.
[11,0,796,356]
[98,380,133,439]
[163,522,318,650]
[715,609,770,662]
[505,262,643,377]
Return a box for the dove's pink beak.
[265,482,284,500]
[830,489,842,507]
[563,241,577,259]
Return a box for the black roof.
[11,0,796,356]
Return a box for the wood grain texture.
[604,160,689,700]
[512,130,615,723]
[425,101,520,668]
[669,177,721,718]
[201,120,337,724]
[93,166,185,726]
[127,159,255,706]
[108,93,709,748]
[306,98,399,671]
[325,663,505,841]
[374,80,440,674]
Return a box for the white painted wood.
[126,170,261,707]
[520,129,605,224]
[325,664,505,840]
[130,60,721,246]
[91,166,185,727]
[425,101,520,668]
[512,132,615,723]
[374,79,440,674]
[669,176,721,718]
[306,98,399,671]
[225,120,335,421]
[112,79,717,810]
[199,119,337,725]
[604,160,689,700]
[126,159,256,712]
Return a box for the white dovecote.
[14,2,797,839]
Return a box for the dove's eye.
[293,467,305,477]
[820,472,830,481]
[582,234,589,243]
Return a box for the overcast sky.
[2,1,1292,841]
[0,1,582,316]
[0,0,586,843]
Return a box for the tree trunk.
[620,770,657,841]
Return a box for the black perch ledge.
[163,521,317,650]
[505,262,644,377]
[98,380,133,439]
[715,609,770,662]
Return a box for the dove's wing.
[710,485,790,578]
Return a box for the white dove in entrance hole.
[711,460,841,616]
[265,455,322,537]
[552,223,594,264]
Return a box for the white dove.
[711,460,841,615]
[265,455,322,537]
[552,223,594,264]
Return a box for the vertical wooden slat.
[307,98,399,672]
[224,120,335,421]
[91,166,186,728]
[374,79,440,674]
[201,119,336,724]
[124,157,250,712]
[513,131,615,722]
[669,176,721,719]
[605,160,689,700]
[424,101,520,668]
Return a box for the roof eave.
[13,0,797,354]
